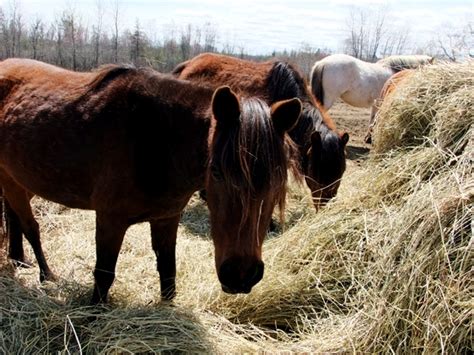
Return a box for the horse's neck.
[133,75,213,192]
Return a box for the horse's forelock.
[212,98,289,219]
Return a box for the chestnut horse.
[365,69,414,144]
[172,53,349,210]
[0,58,301,303]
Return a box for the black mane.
[266,61,332,148]
[266,61,309,103]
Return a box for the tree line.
[0,1,331,75]
[1,1,471,77]
[0,3,224,72]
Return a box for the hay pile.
[373,61,473,155]
[1,62,472,353]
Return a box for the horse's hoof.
[161,290,176,301]
[40,271,58,283]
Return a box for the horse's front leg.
[91,212,129,304]
[150,215,180,301]
[4,199,31,267]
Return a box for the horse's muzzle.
[218,258,264,294]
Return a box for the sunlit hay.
[1,62,472,352]
[373,61,473,154]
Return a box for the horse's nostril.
[218,258,264,293]
[247,261,264,287]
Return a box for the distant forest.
[1,1,471,76]
[0,3,327,76]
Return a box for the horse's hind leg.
[5,198,32,267]
[1,180,55,282]
[150,216,180,301]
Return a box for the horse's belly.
[341,91,375,108]
[0,162,94,209]
[0,117,100,209]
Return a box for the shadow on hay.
[180,193,314,242]
[180,199,304,242]
[180,200,211,238]
[346,144,370,161]
[1,276,215,353]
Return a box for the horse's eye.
[210,164,223,181]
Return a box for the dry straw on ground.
[1,61,473,353]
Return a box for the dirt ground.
[328,100,372,170]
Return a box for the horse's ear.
[340,132,349,146]
[271,98,302,134]
[212,86,240,126]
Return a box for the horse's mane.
[267,61,309,102]
[212,98,290,222]
[266,61,337,146]
[378,55,433,73]
[85,64,137,93]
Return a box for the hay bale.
[0,62,472,353]
[373,61,473,154]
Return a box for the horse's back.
[0,60,212,213]
[173,52,271,96]
[0,58,93,89]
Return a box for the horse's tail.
[310,63,325,107]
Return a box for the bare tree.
[111,0,121,63]
[92,0,105,66]
[61,10,79,70]
[130,19,147,65]
[436,22,472,61]
[0,0,24,58]
[180,24,192,61]
[203,22,217,52]
[29,17,44,60]
[344,6,410,60]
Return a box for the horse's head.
[207,86,301,294]
[305,130,349,210]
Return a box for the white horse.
[310,54,433,110]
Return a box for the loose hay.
[1,62,472,353]
[373,61,473,155]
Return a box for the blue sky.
[1,0,472,54]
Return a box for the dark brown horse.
[172,53,349,210]
[0,58,301,303]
